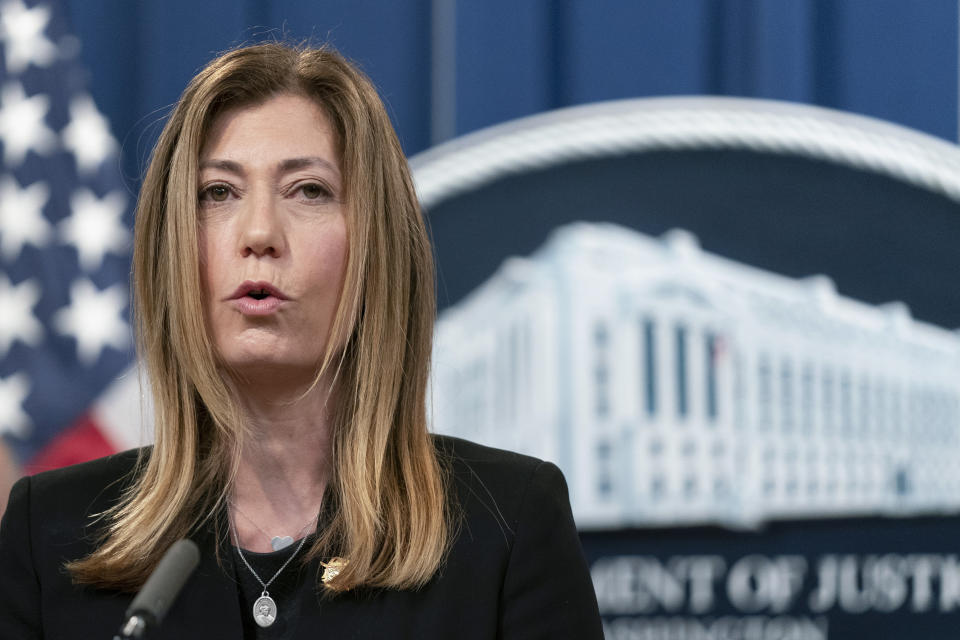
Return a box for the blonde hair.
[69,43,449,592]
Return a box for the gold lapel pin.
[321,557,348,584]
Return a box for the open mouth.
[229,283,286,316]
[227,281,288,311]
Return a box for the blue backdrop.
[65,0,958,183]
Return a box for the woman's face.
[198,94,348,384]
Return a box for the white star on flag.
[61,94,118,174]
[0,0,57,74]
[0,274,42,356]
[59,188,129,271]
[0,0,139,466]
[52,278,130,365]
[0,372,30,436]
[0,174,50,259]
[0,81,56,165]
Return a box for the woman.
[0,43,602,639]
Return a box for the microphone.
[114,539,201,639]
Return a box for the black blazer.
[0,435,603,639]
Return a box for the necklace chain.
[230,506,319,628]
[229,501,318,549]
[230,511,313,592]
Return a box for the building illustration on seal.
[429,223,960,529]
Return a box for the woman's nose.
[238,192,285,258]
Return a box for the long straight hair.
[68,43,449,592]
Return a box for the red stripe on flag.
[25,414,117,475]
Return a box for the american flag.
[0,0,144,477]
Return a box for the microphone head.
[125,539,201,626]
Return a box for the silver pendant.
[271,535,294,551]
[253,593,277,628]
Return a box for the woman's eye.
[208,185,230,201]
[199,184,231,203]
[300,183,327,200]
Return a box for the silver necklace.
[230,514,312,628]
[230,501,318,551]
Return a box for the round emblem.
[253,594,277,628]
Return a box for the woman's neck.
[228,372,334,552]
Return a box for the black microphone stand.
[113,539,200,639]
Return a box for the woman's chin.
[221,355,320,387]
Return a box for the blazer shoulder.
[432,434,564,542]
[27,447,147,517]
[432,434,542,471]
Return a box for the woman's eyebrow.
[198,156,340,178]
[199,158,244,174]
[277,156,340,177]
